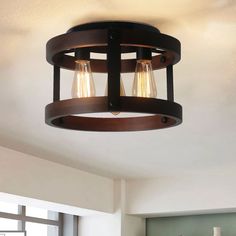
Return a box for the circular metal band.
[46,22,181,73]
[45,97,182,131]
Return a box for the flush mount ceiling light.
[45,21,182,131]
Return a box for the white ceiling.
[0,0,236,179]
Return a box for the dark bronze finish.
[53,66,60,102]
[167,65,174,102]
[107,29,121,112]
[67,21,161,34]
[46,22,180,73]
[45,21,182,131]
[45,97,182,131]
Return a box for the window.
[0,201,78,236]
[26,222,57,236]
[0,218,18,230]
[26,206,58,220]
[0,201,18,214]
[26,207,48,219]
[0,203,59,236]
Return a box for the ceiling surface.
[0,0,236,178]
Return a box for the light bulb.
[132,59,157,98]
[71,60,96,98]
[105,78,126,115]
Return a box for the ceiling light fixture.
[45,21,182,131]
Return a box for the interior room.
[0,0,236,236]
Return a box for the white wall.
[123,215,146,236]
[0,146,146,236]
[78,213,121,236]
[78,214,146,236]
[0,145,113,214]
[79,180,146,236]
[2,146,235,218]
[78,181,122,236]
[126,174,236,216]
[4,144,236,234]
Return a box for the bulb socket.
[137,48,152,61]
[75,48,90,60]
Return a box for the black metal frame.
[45,21,182,131]
[53,66,60,102]
[107,28,121,112]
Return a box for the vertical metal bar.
[107,29,121,111]
[53,65,60,102]
[58,213,64,236]
[166,65,174,101]
[18,205,26,231]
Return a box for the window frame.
[0,205,62,236]
[0,204,78,236]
